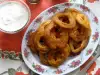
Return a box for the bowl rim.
[0,0,31,34]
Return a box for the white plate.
[21,2,100,75]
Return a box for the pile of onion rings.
[28,8,91,67]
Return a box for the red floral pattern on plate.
[25,30,33,41]
[48,7,58,13]
[93,32,99,42]
[80,5,90,12]
[86,49,92,55]
[65,3,72,7]
[32,64,44,73]
[69,60,81,67]
[24,49,29,57]
[94,16,98,24]
[35,17,42,23]
[54,69,63,74]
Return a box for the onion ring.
[53,12,76,28]
[48,44,70,67]
[39,52,49,65]
[56,31,68,48]
[44,21,57,49]
[34,20,51,53]
[44,21,68,49]
[64,8,81,18]
[69,38,88,53]
[76,13,90,29]
[64,8,81,13]
[27,32,38,53]
[69,24,87,42]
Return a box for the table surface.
[0,0,100,75]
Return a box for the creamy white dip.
[0,1,29,32]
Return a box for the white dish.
[0,0,31,33]
[21,2,100,75]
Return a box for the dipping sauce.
[0,1,30,33]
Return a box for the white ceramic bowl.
[0,0,31,34]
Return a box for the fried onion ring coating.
[39,52,49,65]
[48,44,70,67]
[44,21,57,49]
[64,8,81,18]
[53,12,76,28]
[56,31,68,48]
[27,32,38,53]
[69,24,89,42]
[34,20,51,53]
[76,14,90,29]
[44,21,68,49]
[69,39,88,53]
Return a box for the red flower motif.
[34,65,44,73]
[24,49,29,57]
[35,17,42,23]
[75,60,81,65]
[2,54,4,59]
[48,7,58,13]
[94,16,98,24]
[70,60,81,67]
[95,68,100,75]
[16,72,29,75]
[93,32,99,42]
[16,52,20,57]
[72,61,76,66]
[65,3,72,7]
[26,30,32,40]
[55,69,62,74]
[88,50,92,54]
[86,49,92,55]
[80,5,90,12]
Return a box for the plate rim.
[21,2,100,75]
